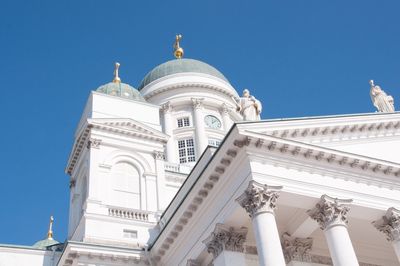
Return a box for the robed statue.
[233,89,262,121]
[369,80,395,113]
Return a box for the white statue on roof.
[369,80,395,113]
[234,89,262,121]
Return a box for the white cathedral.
[1,36,400,266]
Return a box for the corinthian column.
[373,207,400,262]
[161,102,177,163]
[236,181,285,266]
[308,195,358,266]
[191,98,207,156]
[203,223,248,266]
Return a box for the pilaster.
[282,232,313,263]
[203,224,248,266]
[191,98,207,156]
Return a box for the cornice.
[59,241,146,266]
[237,113,400,143]
[144,82,238,100]
[242,131,400,184]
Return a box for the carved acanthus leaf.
[282,233,313,263]
[373,207,400,242]
[236,180,282,218]
[203,224,248,259]
[307,195,352,230]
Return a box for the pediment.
[88,118,168,143]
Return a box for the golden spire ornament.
[47,216,54,240]
[173,34,184,59]
[113,62,121,83]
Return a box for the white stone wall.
[0,246,59,266]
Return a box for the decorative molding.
[282,232,313,263]
[246,132,400,187]
[191,98,204,109]
[220,103,230,114]
[233,137,251,148]
[161,101,173,113]
[143,81,237,100]
[263,118,400,144]
[66,118,169,175]
[69,179,76,188]
[202,223,248,259]
[307,195,353,230]
[236,180,282,218]
[87,138,101,149]
[61,249,145,266]
[373,207,400,242]
[153,151,165,160]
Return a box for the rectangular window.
[178,139,196,163]
[123,229,138,239]
[208,139,221,147]
[177,117,190,128]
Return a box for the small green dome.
[33,238,60,249]
[97,82,146,101]
[138,58,229,90]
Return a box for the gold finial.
[47,216,54,240]
[113,62,121,83]
[173,34,184,59]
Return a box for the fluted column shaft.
[192,98,207,156]
[161,102,177,163]
[373,207,400,262]
[236,181,285,266]
[308,195,358,266]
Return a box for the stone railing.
[108,207,152,222]
[164,162,191,174]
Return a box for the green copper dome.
[138,58,229,90]
[33,238,60,249]
[97,82,146,102]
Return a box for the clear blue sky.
[0,0,399,246]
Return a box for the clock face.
[204,115,221,129]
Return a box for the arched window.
[111,162,141,209]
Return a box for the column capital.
[282,232,313,263]
[220,103,230,114]
[161,101,173,113]
[236,180,282,218]
[202,223,248,259]
[307,195,353,230]
[153,151,165,160]
[191,98,204,109]
[373,207,400,242]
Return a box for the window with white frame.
[208,139,221,148]
[177,117,190,128]
[178,139,196,163]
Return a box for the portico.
[149,115,400,266]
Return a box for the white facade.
[1,56,400,266]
